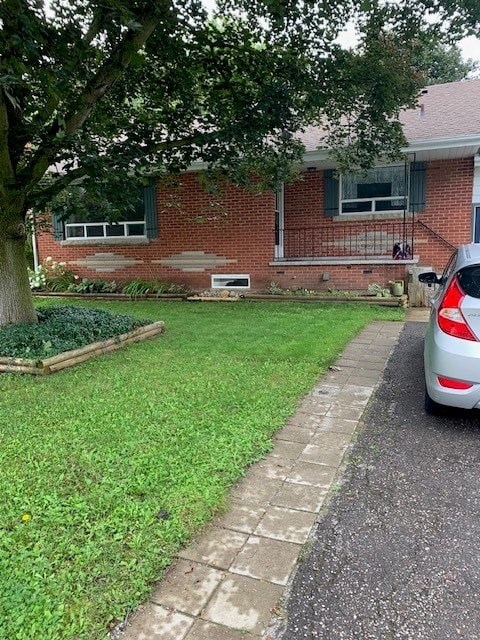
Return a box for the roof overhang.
[300,134,480,170]
[187,134,480,174]
[405,134,480,162]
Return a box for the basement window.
[211,274,250,289]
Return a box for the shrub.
[163,282,190,294]
[122,280,158,298]
[122,280,190,298]
[0,306,148,358]
[68,278,118,294]
[28,257,77,292]
[368,283,392,298]
[28,263,47,290]
[266,281,285,295]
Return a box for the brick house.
[36,79,480,293]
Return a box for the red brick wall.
[36,158,474,292]
[283,171,323,229]
[37,172,276,290]
[416,158,473,270]
[268,263,410,291]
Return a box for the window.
[64,192,146,239]
[458,264,480,298]
[211,274,250,289]
[53,181,158,242]
[440,250,457,286]
[340,165,408,215]
[64,219,146,239]
[473,205,480,243]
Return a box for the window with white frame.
[64,218,146,239]
[55,181,157,242]
[211,274,250,289]
[340,165,408,215]
[64,194,146,239]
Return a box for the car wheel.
[424,388,443,415]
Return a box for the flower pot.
[390,280,404,296]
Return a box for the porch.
[273,219,417,264]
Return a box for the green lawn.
[0,300,403,640]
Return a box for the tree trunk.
[0,235,37,327]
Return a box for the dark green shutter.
[144,178,158,239]
[324,169,340,217]
[52,213,64,241]
[409,162,426,213]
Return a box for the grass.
[0,299,403,639]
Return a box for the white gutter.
[186,134,480,173]
[301,134,480,166]
[404,134,480,153]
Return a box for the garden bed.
[0,322,164,375]
[34,290,408,307]
[0,306,164,374]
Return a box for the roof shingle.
[298,78,480,152]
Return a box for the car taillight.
[437,275,478,341]
[437,376,473,390]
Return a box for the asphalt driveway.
[281,321,480,640]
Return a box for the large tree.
[415,42,478,84]
[0,0,479,327]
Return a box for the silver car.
[419,244,480,414]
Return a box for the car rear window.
[458,266,480,298]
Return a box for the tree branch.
[38,10,109,126]
[142,130,219,155]
[26,129,222,211]
[82,9,105,48]
[0,91,14,186]
[64,15,162,135]
[28,166,89,207]
[18,2,167,188]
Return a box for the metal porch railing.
[276,219,414,260]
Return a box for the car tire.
[424,388,443,415]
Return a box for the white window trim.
[64,220,146,240]
[339,165,409,217]
[473,204,480,243]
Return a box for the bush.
[163,282,190,294]
[122,279,158,298]
[266,281,286,295]
[0,306,149,358]
[67,278,118,294]
[28,257,77,292]
[122,280,190,298]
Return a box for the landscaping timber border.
[33,292,187,301]
[187,294,408,307]
[33,291,408,307]
[0,321,165,375]
[246,293,408,307]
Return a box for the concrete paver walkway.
[281,312,480,639]
[119,319,408,640]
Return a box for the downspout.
[30,212,39,270]
[403,160,408,253]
